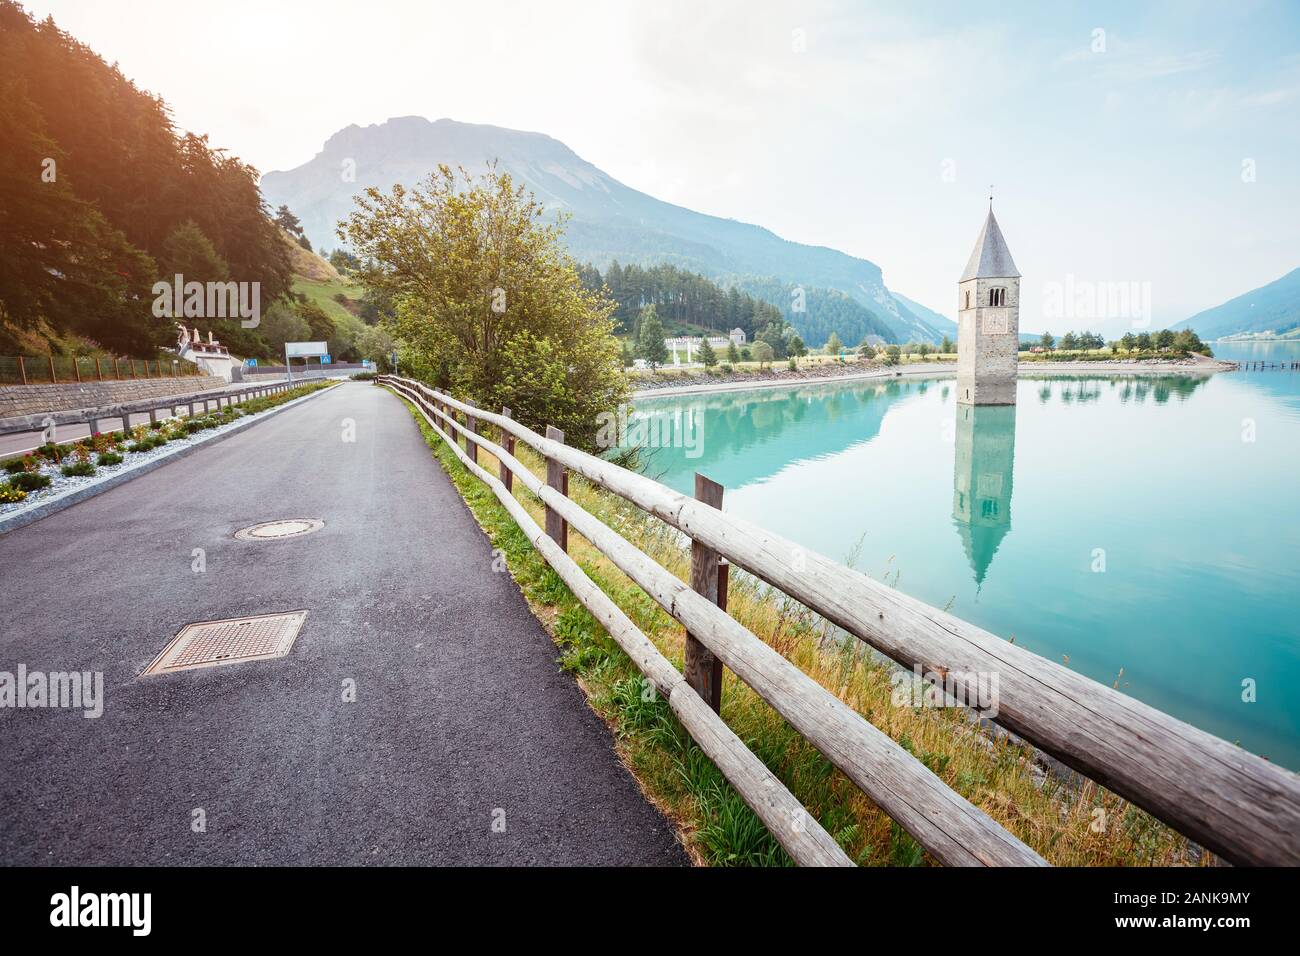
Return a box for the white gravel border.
[0,382,339,536]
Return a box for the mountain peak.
[262,117,953,344]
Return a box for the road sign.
[322,355,332,364]
[247,358,257,367]
[285,341,328,358]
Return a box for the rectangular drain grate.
[142,611,308,676]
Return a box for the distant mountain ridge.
[1175,267,1300,340]
[260,116,948,343]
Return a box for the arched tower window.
[990,287,1006,307]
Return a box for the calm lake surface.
[629,341,1300,769]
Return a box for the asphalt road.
[0,381,687,866]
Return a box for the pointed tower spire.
[960,208,1021,282]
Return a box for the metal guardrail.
[0,380,300,440]
[378,375,1300,867]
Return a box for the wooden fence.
[0,354,201,385]
[379,375,1300,867]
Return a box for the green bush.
[10,472,52,491]
[351,371,378,381]
[60,460,96,477]
[97,452,123,466]
[3,458,27,475]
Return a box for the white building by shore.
[664,328,747,366]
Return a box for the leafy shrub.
[60,460,95,477]
[9,472,51,491]
[3,458,26,475]
[0,484,27,503]
[351,371,378,381]
[97,452,123,466]
[33,442,64,463]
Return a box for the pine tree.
[727,340,740,364]
[698,337,717,367]
[636,305,668,369]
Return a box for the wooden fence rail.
[379,376,1300,867]
[382,376,1045,867]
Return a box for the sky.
[21,0,1300,333]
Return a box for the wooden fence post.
[686,473,726,712]
[17,356,26,385]
[48,355,56,383]
[500,407,515,492]
[545,425,568,551]
[466,411,478,465]
[95,357,102,381]
[73,358,81,383]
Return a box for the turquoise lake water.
[629,342,1300,769]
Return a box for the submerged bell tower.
[956,204,1020,405]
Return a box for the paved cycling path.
[0,382,686,865]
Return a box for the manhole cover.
[141,611,308,676]
[234,518,324,541]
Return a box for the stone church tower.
[956,206,1020,405]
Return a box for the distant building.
[665,335,732,366]
[175,324,236,382]
[729,328,747,346]
[957,205,1020,405]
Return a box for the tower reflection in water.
[951,403,1017,590]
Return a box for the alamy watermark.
[595,405,703,459]
[0,665,103,718]
[50,886,150,936]
[890,664,999,718]
[152,273,260,328]
[1043,274,1152,329]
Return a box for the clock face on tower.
[981,310,1010,334]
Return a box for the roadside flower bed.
[0,380,335,515]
